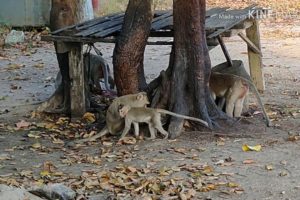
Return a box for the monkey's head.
[135,92,150,106]
[118,104,131,118]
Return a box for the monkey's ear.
[136,93,144,100]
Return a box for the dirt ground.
[0,21,300,200]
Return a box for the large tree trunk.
[149,0,226,138]
[113,0,153,95]
[38,0,93,114]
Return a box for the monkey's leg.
[234,96,246,117]
[225,97,235,118]
[146,124,157,140]
[226,84,243,118]
[133,122,140,138]
[154,115,168,139]
[120,120,132,139]
[155,125,169,139]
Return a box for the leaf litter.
[1,110,246,198]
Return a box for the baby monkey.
[118,105,209,140]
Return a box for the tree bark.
[113,0,153,96]
[149,0,226,138]
[38,0,93,114]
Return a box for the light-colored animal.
[209,72,249,117]
[118,105,209,140]
[209,72,272,127]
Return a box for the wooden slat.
[75,17,124,37]
[151,16,173,30]
[207,5,257,38]
[77,13,124,31]
[51,12,121,35]
[152,10,172,23]
[93,24,123,37]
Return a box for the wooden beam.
[246,19,265,92]
[68,43,86,118]
[238,32,262,56]
[42,35,174,45]
[217,35,233,67]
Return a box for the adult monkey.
[37,0,94,113]
[73,92,150,144]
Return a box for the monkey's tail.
[75,126,109,144]
[156,109,209,127]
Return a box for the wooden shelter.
[42,6,265,118]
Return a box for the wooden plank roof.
[44,6,261,45]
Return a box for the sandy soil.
[0,23,300,200]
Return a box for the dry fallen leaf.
[33,63,44,68]
[28,132,41,139]
[227,182,239,188]
[280,160,287,165]
[56,117,69,125]
[82,112,96,123]
[288,135,299,141]
[242,144,262,152]
[203,165,214,174]
[118,137,137,145]
[6,63,25,70]
[31,143,42,149]
[174,148,187,154]
[52,138,64,144]
[200,184,216,192]
[217,137,226,146]
[279,171,288,176]
[243,159,255,164]
[102,141,113,147]
[265,165,274,170]
[15,120,31,129]
[40,170,51,178]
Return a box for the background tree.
[113,0,153,95]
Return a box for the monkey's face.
[136,92,150,106]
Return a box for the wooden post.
[68,43,86,118]
[246,19,265,92]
